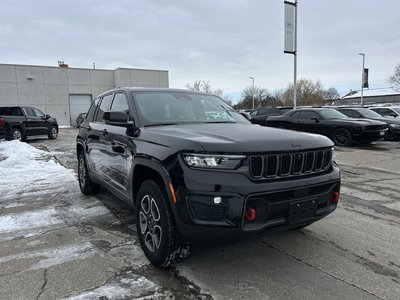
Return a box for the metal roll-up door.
[69,95,92,126]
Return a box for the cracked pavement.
[1,128,399,299]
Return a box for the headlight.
[182,153,245,169]
[389,123,400,129]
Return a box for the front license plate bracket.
[289,199,318,223]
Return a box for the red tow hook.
[330,191,340,203]
[245,207,256,222]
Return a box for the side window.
[381,109,397,117]
[33,108,45,118]
[258,108,267,116]
[299,111,320,120]
[339,110,353,117]
[11,107,23,116]
[86,98,99,122]
[24,107,36,117]
[95,94,113,122]
[290,111,301,119]
[110,93,129,112]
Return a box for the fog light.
[213,196,222,204]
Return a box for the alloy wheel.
[139,195,162,252]
[51,127,58,138]
[79,157,86,187]
[13,130,22,141]
[335,129,350,146]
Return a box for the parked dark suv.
[0,106,58,141]
[76,88,341,267]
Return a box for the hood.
[368,116,400,124]
[142,123,333,153]
[330,118,386,126]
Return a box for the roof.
[342,88,400,99]
[96,87,211,98]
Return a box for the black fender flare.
[129,156,178,219]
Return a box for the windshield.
[391,107,400,114]
[359,109,381,118]
[318,109,348,119]
[133,91,248,126]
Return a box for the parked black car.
[76,112,87,128]
[0,106,58,141]
[265,108,387,146]
[250,107,291,125]
[76,88,341,267]
[337,107,400,140]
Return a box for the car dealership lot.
[1,128,399,300]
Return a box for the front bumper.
[353,129,387,143]
[172,162,341,243]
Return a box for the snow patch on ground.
[65,274,172,300]
[0,208,63,234]
[0,242,97,270]
[0,140,77,202]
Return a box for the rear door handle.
[100,129,108,135]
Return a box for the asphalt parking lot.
[1,128,400,299]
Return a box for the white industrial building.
[339,88,400,105]
[0,63,169,126]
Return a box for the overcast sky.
[1,0,399,100]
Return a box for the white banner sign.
[284,1,296,54]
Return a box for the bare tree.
[323,87,340,101]
[388,62,400,87]
[186,81,231,103]
[241,86,268,109]
[282,79,335,106]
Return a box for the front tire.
[78,152,100,195]
[136,180,190,267]
[48,125,58,140]
[332,128,352,146]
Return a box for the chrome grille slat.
[249,149,332,179]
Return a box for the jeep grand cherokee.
[76,88,341,267]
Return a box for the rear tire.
[10,128,26,142]
[78,152,100,195]
[48,125,58,140]
[332,128,352,146]
[136,180,190,267]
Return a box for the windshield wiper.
[203,121,236,124]
[144,123,179,127]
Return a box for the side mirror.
[240,112,250,120]
[103,111,129,125]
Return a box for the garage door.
[69,95,92,126]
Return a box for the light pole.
[358,53,365,106]
[249,77,255,109]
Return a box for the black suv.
[76,88,341,267]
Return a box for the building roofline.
[0,62,168,73]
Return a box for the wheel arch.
[9,124,26,140]
[131,158,176,216]
[76,141,85,160]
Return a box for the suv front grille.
[249,148,332,179]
